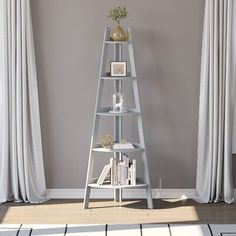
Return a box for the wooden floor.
[0,199,236,224]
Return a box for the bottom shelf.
[88,180,148,189]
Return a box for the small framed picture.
[110,61,127,77]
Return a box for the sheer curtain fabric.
[196,0,235,203]
[0,0,47,203]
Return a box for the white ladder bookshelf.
[83,27,153,209]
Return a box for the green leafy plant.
[107,6,128,25]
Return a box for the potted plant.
[107,6,128,41]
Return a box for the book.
[117,163,122,185]
[113,143,134,149]
[123,154,129,185]
[131,159,136,185]
[97,164,111,185]
[108,155,137,186]
[110,157,117,186]
[128,167,132,185]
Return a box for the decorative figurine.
[110,91,127,113]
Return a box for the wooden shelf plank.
[92,143,144,153]
[101,76,135,80]
[105,40,132,44]
[101,72,135,80]
[97,107,140,116]
[88,182,148,189]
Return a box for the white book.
[120,163,123,185]
[121,162,126,185]
[131,159,136,185]
[123,154,129,168]
[117,163,121,185]
[118,162,124,185]
[97,164,111,185]
[128,167,132,185]
[113,142,133,146]
[113,144,134,149]
[110,157,117,186]
[123,156,129,185]
[114,143,133,147]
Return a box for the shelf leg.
[83,186,91,209]
[119,189,122,203]
[114,189,119,202]
[146,185,153,209]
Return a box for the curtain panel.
[196,0,235,203]
[0,0,47,203]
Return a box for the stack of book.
[110,154,136,186]
[113,142,134,150]
[96,155,136,186]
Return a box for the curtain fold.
[196,0,234,203]
[0,0,47,203]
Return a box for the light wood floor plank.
[22,224,66,236]
[107,224,140,236]
[169,224,211,236]
[142,224,170,236]
[1,199,236,224]
[66,224,106,236]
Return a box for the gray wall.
[31,0,205,189]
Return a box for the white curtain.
[0,0,47,203]
[232,0,236,153]
[196,0,235,203]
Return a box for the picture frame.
[110,61,127,77]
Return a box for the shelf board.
[92,143,144,153]
[105,40,132,44]
[97,107,140,116]
[101,72,135,80]
[88,181,148,189]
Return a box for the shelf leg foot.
[119,189,122,203]
[114,188,119,202]
[146,186,153,209]
[83,186,91,209]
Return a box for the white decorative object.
[110,91,127,113]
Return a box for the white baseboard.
[46,188,196,199]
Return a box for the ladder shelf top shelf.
[104,27,133,44]
[105,40,132,44]
[92,143,144,153]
